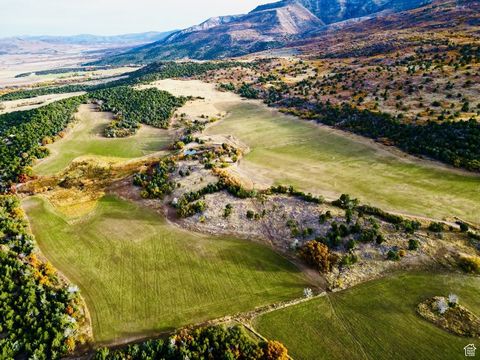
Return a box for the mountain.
[285,0,479,58]
[0,31,174,56]
[93,0,435,64]
[296,0,433,24]
[92,1,323,64]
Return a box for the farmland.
[253,272,480,360]
[23,195,312,344]
[156,80,480,224]
[207,104,480,223]
[34,104,171,176]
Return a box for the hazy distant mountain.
[0,31,174,56]
[92,0,435,64]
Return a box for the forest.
[90,86,186,137]
[0,196,81,359]
[0,96,87,192]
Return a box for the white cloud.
[0,0,273,37]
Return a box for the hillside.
[296,0,433,24]
[93,0,433,64]
[92,1,323,64]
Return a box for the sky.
[0,0,273,38]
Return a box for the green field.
[254,272,480,360]
[23,195,311,344]
[206,103,480,224]
[34,104,171,176]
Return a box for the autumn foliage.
[300,240,337,273]
[264,340,289,360]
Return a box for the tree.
[264,341,289,360]
[300,240,337,273]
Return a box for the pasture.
[253,272,480,360]
[34,104,171,176]
[23,195,311,344]
[206,102,480,224]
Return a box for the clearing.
[153,79,480,224]
[206,102,480,224]
[23,195,312,345]
[253,272,480,360]
[34,104,171,176]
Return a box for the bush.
[224,204,233,218]
[387,248,401,261]
[428,222,445,233]
[457,221,469,232]
[408,239,420,250]
[458,256,480,274]
[340,252,358,267]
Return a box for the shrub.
[340,252,358,267]
[457,221,469,232]
[246,210,255,220]
[458,256,480,274]
[428,222,445,233]
[376,234,385,245]
[387,248,400,261]
[319,211,332,224]
[224,204,233,218]
[408,239,420,250]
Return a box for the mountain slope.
[94,1,323,64]
[296,0,433,24]
[287,0,480,58]
[95,0,436,64]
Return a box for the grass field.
[254,272,480,360]
[23,195,311,345]
[34,104,171,176]
[206,102,480,224]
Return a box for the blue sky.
[0,0,273,37]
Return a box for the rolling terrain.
[1,0,480,359]
[254,272,480,360]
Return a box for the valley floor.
[23,195,312,345]
[253,272,480,360]
[34,103,171,176]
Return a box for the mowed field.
[34,104,171,176]
[206,102,480,224]
[254,272,480,360]
[23,195,311,344]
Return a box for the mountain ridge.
[91,0,437,65]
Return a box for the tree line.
[0,96,87,192]
[94,325,288,360]
[0,196,82,359]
